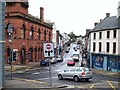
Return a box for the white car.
[56,55,63,62]
[50,58,57,64]
[58,67,93,82]
[72,54,79,62]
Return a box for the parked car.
[72,54,79,62]
[40,59,49,66]
[67,58,75,66]
[56,55,63,62]
[50,57,57,64]
[66,47,70,53]
[58,67,93,82]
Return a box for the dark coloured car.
[40,59,49,66]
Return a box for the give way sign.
[43,43,54,58]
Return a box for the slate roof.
[91,16,119,32]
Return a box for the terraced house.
[4,2,53,64]
[89,3,120,72]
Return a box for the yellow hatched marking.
[107,81,116,90]
[89,84,95,89]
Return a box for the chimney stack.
[106,13,110,17]
[40,7,44,24]
[117,1,120,18]
[94,22,98,26]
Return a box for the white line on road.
[37,77,58,80]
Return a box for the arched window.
[37,28,41,40]
[21,24,26,39]
[49,32,51,41]
[6,23,14,38]
[44,30,46,41]
[30,26,34,39]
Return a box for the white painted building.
[89,2,120,72]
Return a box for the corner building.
[4,2,53,64]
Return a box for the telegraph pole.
[0,1,5,89]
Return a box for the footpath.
[2,62,119,90]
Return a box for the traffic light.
[13,51,17,61]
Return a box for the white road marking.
[37,77,58,80]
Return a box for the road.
[5,43,119,89]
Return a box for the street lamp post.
[7,24,13,80]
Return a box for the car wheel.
[74,76,79,82]
[58,74,63,80]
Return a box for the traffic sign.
[43,43,54,57]
[46,44,51,49]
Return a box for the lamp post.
[7,24,13,80]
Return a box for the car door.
[68,68,76,79]
[62,69,70,79]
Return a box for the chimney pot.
[94,22,98,26]
[106,13,110,17]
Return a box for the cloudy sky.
[28,0,119,36]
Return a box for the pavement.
[1,62,119,90]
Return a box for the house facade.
[4,2,53,64]
[90,12,120,72]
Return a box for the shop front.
[91,53,120,72]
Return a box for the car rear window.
[82,68,91,72]
[73,54,79,56]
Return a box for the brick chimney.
[40,7,44,24]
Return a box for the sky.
[28,0,120,36]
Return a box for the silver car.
[58,67,93,82]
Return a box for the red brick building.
[4,2,53,64]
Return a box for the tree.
[68,32,78,42]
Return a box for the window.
[106,42,109,53]
[107,31,110,38]
[30,27,34,39]
[21,24,25,39]
[113,30,117,38]
[113,42,116,54]
[49,32,51,41]
[76,69,82,72]
[99,32,102,39]
[37,29,41,40]
[99,42,102,52]
[93,33,96,40]
[44,30,46,41]
[64,70,69,72]
[93,42,96,52]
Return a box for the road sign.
[44,43,54,57]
